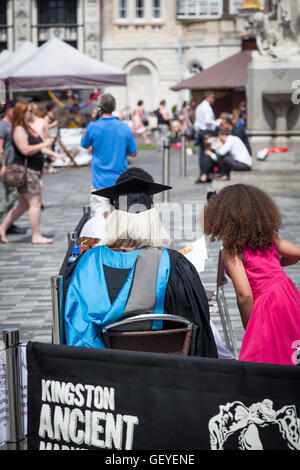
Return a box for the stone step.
[213,180,300,193]
[253,160,300,170]
[254,150,297,162]
[227,170,300,180]
[212,170,300,193]
[252,150,300,170]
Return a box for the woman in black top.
[0,101,54,244]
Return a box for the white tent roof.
[6,38,126,91]
[0,50,13,67]
[0,42,38,78]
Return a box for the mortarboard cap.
[92,177,172,213]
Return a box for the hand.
[54,153,67,163]
[45,138,54,147]
[0,165,6,178]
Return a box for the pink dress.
[238,242,300,366]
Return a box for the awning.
[0,42,38,79]
[171,50,252,91]
[5,38,127,92]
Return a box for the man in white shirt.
[194,92,218,133]
[216,129,252,180]
[194,91,220,184]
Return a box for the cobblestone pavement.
[0,144,299,356]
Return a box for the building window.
[0,0,8,52]
[152,0,161,19]
[0,0,7,25]
[38,40,77,48]
[135,0,145,19]
[229,0,264,14]
[118,0,128,19]
[176,0,223,19]
[38,0,77,25]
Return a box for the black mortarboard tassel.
[92,177,172,213]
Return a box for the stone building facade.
[102,0,252,112]
[0,0,101,59]
[0,0,270,112]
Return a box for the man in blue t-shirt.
[81,94,137,216]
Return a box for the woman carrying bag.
[0,102,54,244]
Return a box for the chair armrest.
[102,314,193,332]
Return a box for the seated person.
[220,116,252,156]
[80,211,108,239]
[196,135,218,183]
[63,167,218,358]
[216,129,252,181]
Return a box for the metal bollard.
[297,346,300,366]
[180,131,187,177]
[2,328,25,450]
[162,138,170,203]
[51,275,64,345]
[67,231,77,246]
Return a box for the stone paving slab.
[0,145,299,357]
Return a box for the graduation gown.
[62,246,217,358]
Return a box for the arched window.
[128,65,153,111]
[130,65,151,76]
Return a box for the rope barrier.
[47,89,100,111]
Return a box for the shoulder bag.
[2,158,28,188]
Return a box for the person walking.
[194,91,221,184]
[81,93,137,217]
[0,100,27,235]
[154,100,172,153]
[0,102,54,244]
[132,100,153,146]
[204,184,300,366]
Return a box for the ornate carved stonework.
[15,0,31,46]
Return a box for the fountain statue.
[243,0,300,161]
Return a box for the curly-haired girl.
[204,184,300,365]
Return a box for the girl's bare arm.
[222,249,253,329]
[274,237,300,266]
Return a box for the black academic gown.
[62,247,218,358]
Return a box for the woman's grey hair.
[99,94,116,114]
[98,208,171,250]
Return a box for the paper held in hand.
[178,236,208,273]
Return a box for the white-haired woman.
[63,168,217,358]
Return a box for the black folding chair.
[102,314,193,356]
[215,249,238,358]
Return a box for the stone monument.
[243,0,300,164]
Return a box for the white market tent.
[0,42,38,79]
[5,38,127,92]
[0,50,13,67]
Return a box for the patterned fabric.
[19,168,42,195]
